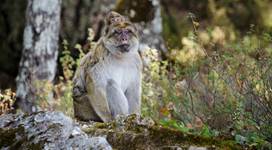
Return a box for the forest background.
[0,0,272,149]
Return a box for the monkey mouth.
[117,44,130,52]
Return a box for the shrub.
[141,23,272,147]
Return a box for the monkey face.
[103,21,139,57]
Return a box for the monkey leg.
[125,79,141,115]
[106,79,129,118]
[85,74,112,122]
[73,94,102,122]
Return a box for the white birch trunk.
[15,0,62,113]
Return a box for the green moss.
[148,126,242,149]
[0,127,20,147]
[83,116,244,150]
[0,123,45,150]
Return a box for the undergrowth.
[141,14,272,149]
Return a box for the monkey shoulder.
[134,52,143,71]
[72,50,95,97]
[72,41,111,97]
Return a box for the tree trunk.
[15,0,62,113]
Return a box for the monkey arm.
[106,79,129,118]
[125,75,142,115]
[85,74,112,122]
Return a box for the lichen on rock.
[0,112,244,150]
[0,111,111,150]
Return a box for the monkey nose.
[121,38,128,44]
[119,34,129,43]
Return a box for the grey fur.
[73,37,142,122]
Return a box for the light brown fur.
[73,11,142,122]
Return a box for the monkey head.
[102,11,139,57]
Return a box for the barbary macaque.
[72,11,142,122]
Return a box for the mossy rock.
[0,112,111,150]
[82,114,244,150]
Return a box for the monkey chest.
[91,62,138,91]
[108,65,137,91]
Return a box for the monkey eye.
[122,30,128,34]
[127,29,135,35]
[113,29,121,35]
[125,29,130,33]
[123,29,132,34]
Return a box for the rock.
[0,112,243,150]
[89,137,112,150]
[83,114,242,150]
[0,111,111,150]
[188,146,207,150]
